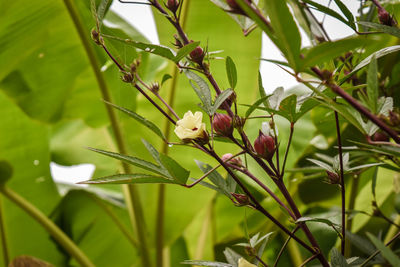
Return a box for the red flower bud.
[213,113,233,136]
[190,46,204,64]
[378,8,397,26]
[326,171,340,185]
[221,153,243,167]
[166,0,179,13]
[372,131,389,142]
[254,130,275,159]
[231,193,249,206]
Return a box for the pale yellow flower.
[174,111,207,140]
[238,258,257,267]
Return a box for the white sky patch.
[50,162,94,188]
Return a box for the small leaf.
[141,139,163,167]
[79,173,177,185]
[181,260,233,267]
[258,72,269,108]
[105,101,166,140]
[226,56,237,89]
[160,154,190,184]
[333,0,354,24]
[103,34,176,61]
[367,55,378,113]
[174,41,200,62]
[295,98,319,121]
[223,247,242,267]
[195,160,230,196]
[97,0,111,24]
[372,166,378,198]
[161,74,172,85]
[367,232,400,266]
[185,70,213,115]
[330,247,349,267]
[87,147,167,176]
[213,89,234,114]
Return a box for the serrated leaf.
[213,89,234,114]
[226,56,237,89]
[347,162,383,172]
[185,70,213,115]
[295,98,319,121]
[160,154,190,184]
[330,247,349,267]
[79,173,177,185]
[367,232,400,266]
[174,41,200,62]
[367,55,378,113]
[97,0,110,24]
[102,34,176,61]
[105,101,166,140]
[181,260,233,267]
[279,94,297,122]
[86,147,167,176]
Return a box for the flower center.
[192,127,198,131]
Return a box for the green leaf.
[279,94,297,122]
[226,56,237,89]
[195,160,230,196]
[367,232,400,266]
[213,89,234,114]
[333,0,354,24]
[184,70,213,114]
[330,247,349,267]
[161,74,172,85]
[358,21,400,38]
[263,0,302,71]
[97,0,111,24]
[102,34,176,61]
[174,41,201,62]
[367,55,378,113]
[87,147,167,176]
[295,98,319,121]
[244,95,271,118]
[296,217,342,237]
[342,45,400,84]
[372,166,378,198]
[258,72,268,108]
[104,101,166,140]
[141,139,163,166]
[300,37,373,70]
[302,0,353,29]
[307,158,335,173]
[181,260,233,267]
[160,154,190,184]
[79,173,177,184]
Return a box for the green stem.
[0,196,9,266]
[0,186,94,267]
[62,1,151,266]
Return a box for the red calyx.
[213,113,233,136]
[190,46,204,64]
[254,130,275,159]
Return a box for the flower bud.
[378,8,397,26]
[231,193,250,206]
[91,29,102,45]
[254,130,275,159]
[326,171,340,185]
[166,0,179,13]
[233,115,245,132]
[150,82,160,93]
[372,131,389,142]
[121,73,134,83]
[221,153,243,167]
[389,111,400,126]
[213,113,233,136]
[173,34,183,49]
[190,46,204,64]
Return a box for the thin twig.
[360,230,400,266]
[273,226,300,267]
[281,122,294,178]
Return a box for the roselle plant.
[3,0,400,266]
